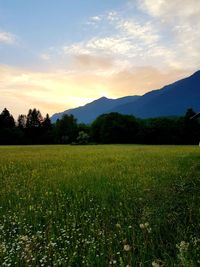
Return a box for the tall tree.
[25,108,43,144]
[0,108,18,145]
[41,114,53,144]
[55,114,78,143]
[17,114,27,129]
[0,108,15,129]
[26,109,43,129]
[42,114,51,130]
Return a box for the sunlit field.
[0,145,200,266]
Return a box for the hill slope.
[51,70,200,123]
[51,96,140,123]
[112,70,200,118]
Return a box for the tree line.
[0,107,199,145]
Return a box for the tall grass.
[0,145,200,266]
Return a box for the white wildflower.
[152,260,163,267]
[176,241,189,253]
[124,244,131,251]
[152,261,160,267]
[140,222,152,232]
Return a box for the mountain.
[51,70,200,123]
[51,95,140,123]
[111,70,200,118]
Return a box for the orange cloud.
[106,67,190,96]
[73,54,113,69]
[0,64,194,119]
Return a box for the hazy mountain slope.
[51,96,140,123]
[51,70,200,122]
[111,70,200,118]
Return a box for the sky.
[0,0,200,118]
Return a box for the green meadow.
[0,145,200,266]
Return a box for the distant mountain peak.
[51,70,200,123]
[99,96,109,100]
[51,95,140,123]
[94,96,110,102]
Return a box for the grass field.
[0,145,200,266]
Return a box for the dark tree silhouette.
[137,117,183,144]
[183,108,200,144]
[26,109,43,129]
[0,107,199,145]
[55,114,78,144]
[25,109,43,144]
[17,115,27,130]
[0,108,19,144]
[0,108,15,129]
[42,114,51,130]
[41,114,54,144]
[91,112,139,144]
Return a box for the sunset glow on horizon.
[0,0,200,118]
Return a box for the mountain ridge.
[111,70,200,118]
[51,70,200,123]
[51,95,140,123]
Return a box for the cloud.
[62,4,200,73]
[107,11,159,45]
[0,64,192,119]
[136,0,200,69]
[106,67,190,96]
[73,54,113,69]
[91,16,101,22]
[63,37,132,56]
[86,36,134,55]
[40,53,51,60]
[64,11,159,61]
[138,0,200,21]
[86,15,102,26]
[0,31,16,44]
[1,1,199,118]
[0,65,111,118]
